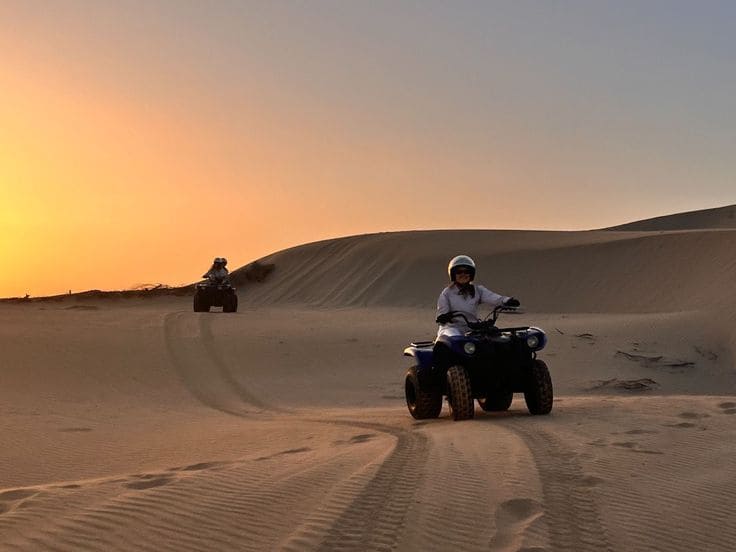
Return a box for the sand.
[2,207,736,551]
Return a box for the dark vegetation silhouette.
[0,261,276,303]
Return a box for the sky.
[1,0,735,297]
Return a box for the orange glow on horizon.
[1,19,691,298]
[0,54,251,297]
[0,50,367,297]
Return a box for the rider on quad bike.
[203,257,230,283]
[194,257,238,313]
[403,255,552,420]
[433,255,521,377]
[435,255,520,338]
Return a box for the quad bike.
[403,306,552,421]
[193,279,238,313]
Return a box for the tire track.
[288,419,430,552]
[406,432,509,552]
[506,420,612,552]
[165,310,430,550]
[163,311,266,417]
[196,315,281,411]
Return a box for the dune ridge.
[604,203,736,231]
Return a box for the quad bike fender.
[403,345,434,371]
[404,344,448,389]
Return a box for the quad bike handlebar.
[439,304,519,331]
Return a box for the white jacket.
[436,283,509,337]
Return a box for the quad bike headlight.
[526,335,540,349]
[463,342,476,355]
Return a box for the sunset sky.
[1,1,734,297]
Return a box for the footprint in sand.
[718,402,736,415]
[166,461,223,472]
[496,498,543,520]
[579,475,604,488]
[0,489,40,514]
[490,498,544,551]
[255,447,312,461]
[0,489,37,501]
[59,427,93,432]
[180,461,228,472]
[574,333,596,346]
[623,429,659,435]
[665,422,697,429]
[124,477,174,490]
[612,442,664,455]
[50,483,82,490]
[678,412,710,420]
[332,434,378,446]
[276,447,311,455]
[349,433,376,444]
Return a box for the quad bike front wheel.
[524,359,553,415]
[193,292,210,313]
[223,293,238,313]
[478,391,513,412]
[405,367,442,419]
[447,365,474,421]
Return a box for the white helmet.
[448,255,476,281]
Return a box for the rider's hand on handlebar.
[504,297,521,308]
[436,312,454,324]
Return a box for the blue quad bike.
[403,306,552,421]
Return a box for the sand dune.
[233,228,736,314]
[604,203,736,231]
[2,207,736,550]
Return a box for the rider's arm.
[477,285,509,308]
[436,288,452,323]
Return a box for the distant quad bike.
[403,306,552,421]
[193,280,238,313]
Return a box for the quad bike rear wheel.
[524,359,553,415]
[478,391,513,412]
[405,367,442,419]
[447,365,474,421]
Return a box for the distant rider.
[435,255,520,339]
[203,257,230,283]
